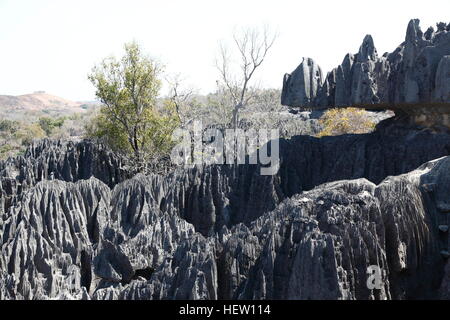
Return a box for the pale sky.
[0,0,449,101]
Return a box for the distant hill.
[0,92,97,114]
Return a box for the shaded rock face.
[0,139,130,216]
[282,19,450,107]
[2,123,450,238]
[1,123,450,300]
[0,177,217,300]
[281,58,323,107]
[219,171,445,300]
[0,179,111,299]
[434,56,450,102]
[1,151,449,299]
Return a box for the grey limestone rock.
[434,56,450,102]
[2,118,450,299]
[281,58,323,107]
[282,19,450,107]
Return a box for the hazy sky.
[0,0,449,101]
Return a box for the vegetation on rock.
[317,107,376,137]
[86,42,180,170]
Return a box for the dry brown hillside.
[0,91,93,113]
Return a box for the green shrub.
[38,116,65,135]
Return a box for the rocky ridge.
[282,19,450,108]
[1,119,450,299]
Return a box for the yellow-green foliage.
[86,42,180,164]
[317,107,376,137]
[17,123,46,146]
[38,116,65,135]
[86,105,179,161]
[0,119,45,159]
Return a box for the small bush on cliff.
[317,107,376,137]
[86,42,179,170]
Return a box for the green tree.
[39,116,65,135]
[0,119,20,133]
[87,42,179,167]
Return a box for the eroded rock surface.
[1,152,450,299]
[0,139,129,216]
[282,19,450,107]
[1,121,450,299]
[281,58,323,107]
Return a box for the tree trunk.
[231,103,241,128]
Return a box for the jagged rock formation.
[1,117,450,299]
[282,19,450,108]
[281,58,323,107]
[434,55,450,102]
[1,144,450,299]
[219,169,445,300]
[2,120,450,237]
[0,139,130,217]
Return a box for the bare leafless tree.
[216,25,277,127]
[166,74,195,125]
